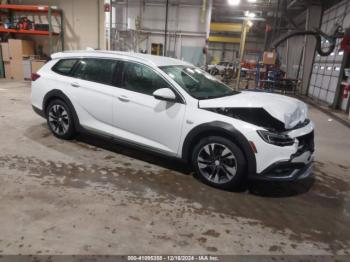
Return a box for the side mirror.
[153,88,177,102]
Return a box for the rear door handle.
[71,82,80,88]
[117,95,130,102]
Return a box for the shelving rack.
[0,4,64,55]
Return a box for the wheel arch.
[43,89,81,131]
[182,121,256,175]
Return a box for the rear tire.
[46,99,76,140]
[192,136,246,190]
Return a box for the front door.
[113,61,186,155]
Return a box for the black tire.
[46,99,76,140]
[192,136,246,190]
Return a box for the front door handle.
[71,82,80,88]
[117,95,130,102]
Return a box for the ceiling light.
[247,0,257,3]
[247,20,253,27]
[228,0,240,6]
[244,10,256,18]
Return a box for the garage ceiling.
[211,0,344,39]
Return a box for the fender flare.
[43,89,81,131]
[181,121,256,175]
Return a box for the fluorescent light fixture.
[247,20,253,27]
[244,10,256,18]
[247,0,257,2]
[228,0,240,5]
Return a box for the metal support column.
[109,0,112,50]
[164,0,169,56]
[60,10,64,51]
[235,20,248,90]
[0,49,4,78]
[48,6,53,55]
[300,5,322,95]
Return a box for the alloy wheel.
[48,104,70,135]
[197,143,237,184]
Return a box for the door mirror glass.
[153,88,177,102]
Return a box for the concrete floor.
[0,79,350,256]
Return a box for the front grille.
[297,131,314,152]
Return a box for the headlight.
[257,130,295,146]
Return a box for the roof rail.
[92,50,156,65]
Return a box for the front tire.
[192,136,246,190]
[46,99,76,140]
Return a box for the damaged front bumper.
[249,156,314,181]
[250,131,315,182]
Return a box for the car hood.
[199,91,308,130]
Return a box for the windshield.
[160,65,239,100]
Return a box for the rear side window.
[72,58,118,85]
[52,59,78,76]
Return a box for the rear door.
[69,58,119,128]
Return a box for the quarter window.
[121,61,171,95]
[52,59,78,76]
[72,58,118,85]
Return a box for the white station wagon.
[31,50,315,190]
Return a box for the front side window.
[121,61,171,95]
[72,58,118,85]
[52,59,78,76]
[161,65,239,100]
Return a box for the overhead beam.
[210,23,242,33]
[208,35,241,43]
[212,3,275,12]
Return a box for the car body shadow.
[75,132,314,198]
[247,177,315,197]
[75,132,192,175]
[24,122,317,198]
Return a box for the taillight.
[31,73,40,81]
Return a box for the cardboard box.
[31,60,46,73]
[263,51,277,65]
[1,43,10,62]
[8,39,34,60]
[9,60,24,80]
[4,61,11,79]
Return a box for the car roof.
[51,50,193,67]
